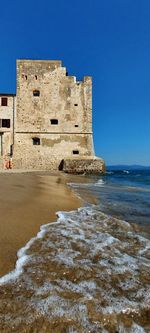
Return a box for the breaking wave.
[0,205,150,332]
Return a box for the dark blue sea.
[71,169,150,237]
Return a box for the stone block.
[62,156,105,174]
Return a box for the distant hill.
[107,165,150,170]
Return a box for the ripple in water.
[0,205,150,332]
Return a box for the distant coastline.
[107,164,150,170]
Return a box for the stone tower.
[0,59,105,173]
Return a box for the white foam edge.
[0,204,149,286]
[68,179,105,188]
[0,207,87,285]
[0,213,66,286]
[67,182,84,201]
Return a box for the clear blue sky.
[0,0,150,165]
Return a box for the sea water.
[71,169,150,236]
[0,170,149,332]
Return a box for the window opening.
[10,144,13,157]
[22,74,27,80]
[73,150,79,155]
[1,97,8,106]
[33,90,40,97]
[35,75,37,80]
[32,137,40,145]
[75,125,78,127]
[0,119,10,128]
[59,160,64,171]
[74,104,78,106]
[50,119,58,125]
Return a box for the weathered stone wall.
[15,60,93,134]
[0,59,105,172]
[13,133,94,169]
[0,95,15,159]
[63,157,106,174]
[13,60,94,169]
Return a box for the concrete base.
[62,156,105,174]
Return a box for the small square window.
[33,90,40,97]
[1,97,8,106]
[32,137,40,145]
[1,119,10,128]
[73,150,79,155]
[74,104,78,106]
[50,119,58,125]
[75,125,78,127]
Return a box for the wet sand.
[0,171,82,277]
[0,172,150,332]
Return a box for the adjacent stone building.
[0,94,16,169]
[0,59,105,173]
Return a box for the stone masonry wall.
[13,133,94,169]
[13,60,95,169]
[63,157,106,174]
[0,95,15,159]
[0,59,105,172]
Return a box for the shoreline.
[0,171,83,277]
[0,171,150,332]
[0,214,64,285]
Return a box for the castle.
[0,59,105,173]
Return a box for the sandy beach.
[0,171,149,332]
[0,171,82,277]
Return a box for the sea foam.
[0,205,150,332]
